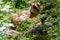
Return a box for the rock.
[44,22,52,25]
[4,30,19,38]
[3,23,15,27]
[0,27,6,32]
[27,25,47,37]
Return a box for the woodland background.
[0,0,60,40]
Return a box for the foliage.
[0,0,60,40]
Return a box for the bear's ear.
[29,3,32,6]
[36,2,41,7]
[29,2,34,6]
